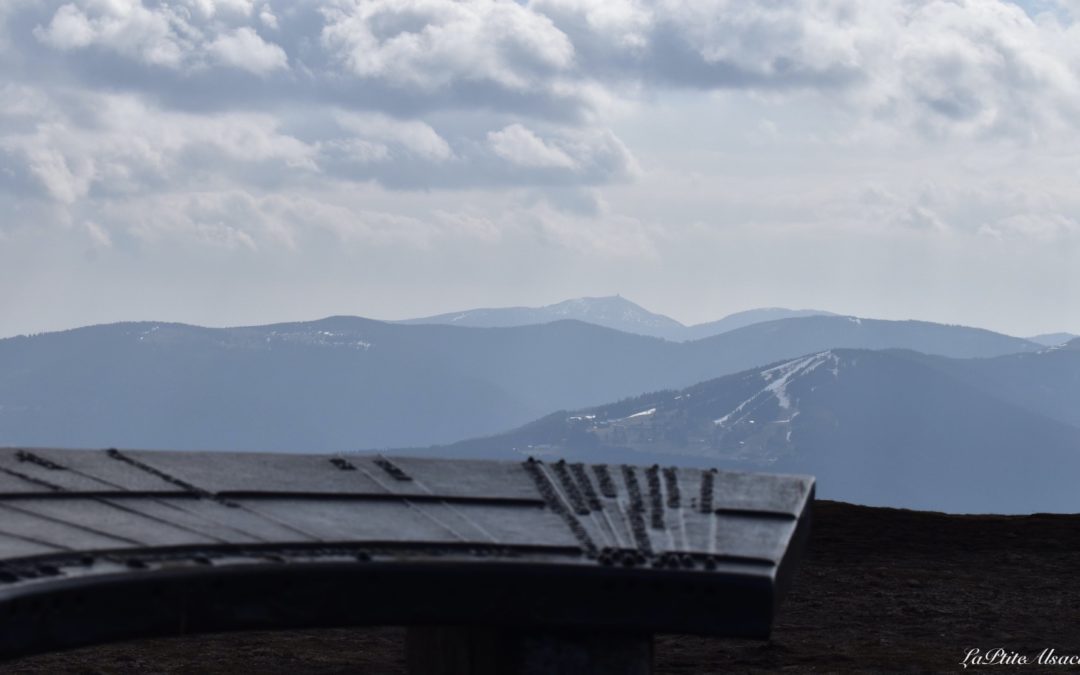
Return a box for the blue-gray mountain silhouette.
[442,342,1080,514]
[682,307,839,340]
[400,296,834,341]
[0,315,1040,452]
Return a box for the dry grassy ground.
[6,501,1080,673]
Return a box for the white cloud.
[335,113,453,162]
[488,124,576,169]
[32,1,286,73]
[531,0,652,50]
[1,90,320,205]
[22,0,1080,141]
[207,27,287,74]
[34,0,190,68]
[320,0,576,91]
[259,7,279,29]
[25,143,95,204]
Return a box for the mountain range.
[0,310,1041,452]
[439,339,1080,514]
[4,297,1077,513]
[399,295,835,342]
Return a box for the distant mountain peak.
[399,296,688,340]
[400,297,839,341]
[544,296,681,326]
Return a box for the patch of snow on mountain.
[568,414,597,421]
[715,352,836,426]
[760,353,832,409]
[784,413,801,443]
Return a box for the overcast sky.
[1,0,1078,338]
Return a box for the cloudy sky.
[1,0,1078,338]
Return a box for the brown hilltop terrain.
[7,501,1080,674]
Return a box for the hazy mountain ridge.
[1026,332,1079,347]
[398,296,686,341]
[682,308,838,340]
[400,296,835,341]
[442,347,1080,513]
[0,314,1044,453]
[893,339,1080,429]
[683,315,1039,364]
